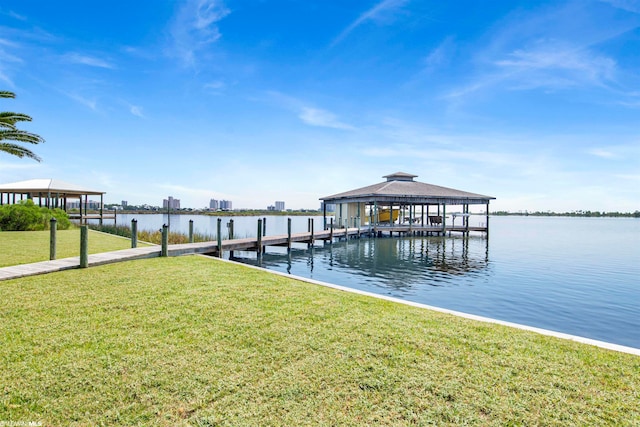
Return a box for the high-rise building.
[121,200,128,207]
[219,200,232,210]
[275,201,285,211]
[209,199,219,210]
[163,196,180,210]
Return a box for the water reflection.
[236,234,490,294]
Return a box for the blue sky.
[1,0,639,211]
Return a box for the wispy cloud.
[443,2,640,102]
[422,37,455,73]
[266,91,355,130]
[129,105,144,118]
[167,0,230,67]
[494,42,616,89]
[64,53,115,69]
[66,93,97,111]
[588,148,616,158]
[299,107,355,130]
[600,0,640,13]
[330,0,408,47]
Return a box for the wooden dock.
[0,224,486,281]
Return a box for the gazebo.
[320,172,495,235]
[0,178,110,223]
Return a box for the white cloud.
[66,93,97,111]
[168,0,230,67]
[298,107,354,130]
[64,53,115,69]
[600,0,640,13]
[331,0,408,47]
[494,42,616,89]
[588,148,616,158]
[130,105,144,118]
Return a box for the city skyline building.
[163,196,180,210]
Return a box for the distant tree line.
[492,210,640,218]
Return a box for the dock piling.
[217,218,222,258]
[80,225,88,267]
[131,219,138,248]
[287,218,292,251]
[161,224,168,257]
[257,219,263,256]
[49,218,57,260]
[189,220,194,243]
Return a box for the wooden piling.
[287,218,292,251]
[80,225,88,267]
[217,218,222,258]
[161,224,168,257]
[257,219,263,255]
[189,220,194,243]
[49,218,57,260]
[131,219,138,248]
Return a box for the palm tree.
[1,91,45,162]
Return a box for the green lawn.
[1,256,638,426]
[0,229,152,267]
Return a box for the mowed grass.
[0,229,152,267]
[1,256,638,426]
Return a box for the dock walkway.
[0,227,363,281]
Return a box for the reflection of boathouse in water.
[320,172,495,236]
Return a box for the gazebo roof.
[0,179,104,196]
[320,172,495,205]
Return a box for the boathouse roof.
[0,179,104,196]
[320,172,495,205]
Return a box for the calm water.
[108,214,639,348]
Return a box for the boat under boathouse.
[320,172,496,236]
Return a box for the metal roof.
[0,179,104,196]
[320,172,495,205]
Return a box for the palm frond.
[0,112,33,129]
[0,143,42,162]
[0,129,45,144]
[0,91,17,99]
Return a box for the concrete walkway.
[0,246,161,281]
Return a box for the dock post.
[80,225,88,267]
[131,219,138,248]
[189,220,194,243]
[330,218,334,243]
[263,217,266,236]
[257,219,263,256]
[229,219,234,240]
[161,224,168,257]
[217,218,222,258]
[486,202,490,237]
[287,218,292,251]
[49,217,57,260]
[310,218,314,246]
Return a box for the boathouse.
[0,178,112,223]
[320,172,495,235]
